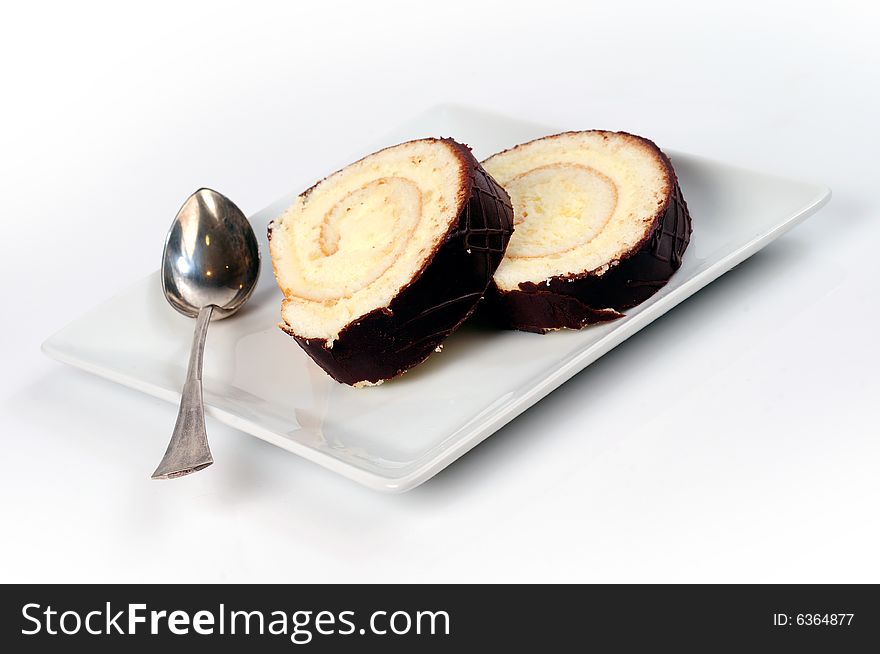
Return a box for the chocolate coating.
[485,147,692,334]
[273,139,514,385]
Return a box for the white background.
[1,0,878,582]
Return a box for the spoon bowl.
[153,188,260,480]
[162,188,260,320]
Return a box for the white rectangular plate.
[42,105,830,492]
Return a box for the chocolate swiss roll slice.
[481,131,691,333]
[269,138,513,386]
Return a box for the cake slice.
[269,138,513,386]
[481,131,691,333]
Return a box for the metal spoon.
[153,188,260,479]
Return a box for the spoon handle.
[151,305,215,479]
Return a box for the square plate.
[42,105,831,492]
